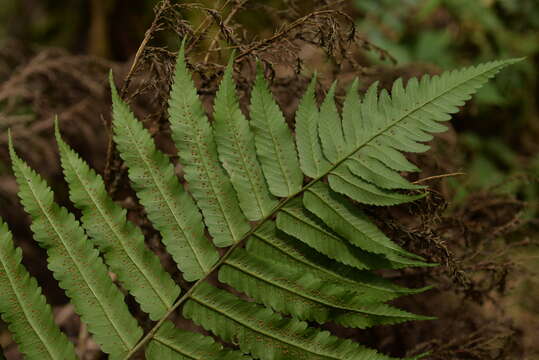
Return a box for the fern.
[0,38,518,359]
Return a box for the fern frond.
[305,182,428,266]
[249,65,303,196]
[276,198,390,270]
[55,122,180,320]
[219,248,428,328]
[361,144,420,173]
[168,42,249,247]
[247,222,426,300]
[347,155,422,190]
[109,74,219,280]
[318,81,346,163]
[329,165,423,206]
[213,57,278,220]
[341,79,361,153]
[295,75,331,178]
[328,59,521,207]
[185,282,400,360]
[0,219,77,360]
[0,48,517,359]
[9,137,142,359]
[145,321,250,359]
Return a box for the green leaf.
[110,75,219,280]
[347,60,521,163]
[247,222,428,299]
[9,138,142,359]
[341,79,361,152]
[145,320,250,360]
[0,219,77,360]
[56,123,180,321]
[185,282,400,360]
[276,198,390,270]
[361,144,420,173]
[329,165,423,206]
[346,155,423,190]
[168,42,249,247]
[295,75,331,178]
[305,182,428,265]
[318,81,346,163]
[219,249,428,328]
[213,57,278,220]
[249,65,303,196]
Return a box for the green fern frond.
[249,65,304,196]
[9,136,142,359]
[247,222,426,300]
[168,42,249,247]
[110,74,219,281]
[305,182,427,265]
[0,219,77,360]
[295,75,331,178]
[330,60,521,206]
[55,121,180,320]
[318,81,346,163]
[213,56,278,220]
[0,39,519,359]
[276,198,391,270]
[145,321,250,359]
[184,282,400,360]
[219,248,429,327]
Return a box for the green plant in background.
[0,37,517,358]
[355,0,539,224]
[355,0,538,106]
[446,134,539,220]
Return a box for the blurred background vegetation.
[0,0,538,359]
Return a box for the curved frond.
[56,123,180,320]
[110,75,219,280]
[328,59,520,207]
[0,52,517,360]
[0,219,76,360]
[9,138,142,359]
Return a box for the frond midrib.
[63,149,172,309]
[18,167,133,352]
[122,118,210,273]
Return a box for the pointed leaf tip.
[108,71,119,99]
[53,116,61,138]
